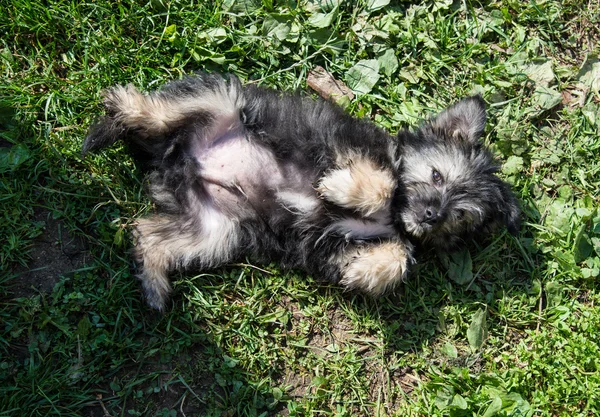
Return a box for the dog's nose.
[423,207,438,225]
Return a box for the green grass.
[1,0,600,416]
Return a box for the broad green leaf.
[377,48,398,77]
[164,24,177,37]
[308,10,336,28]
[304,0,340,12]
[524,59,555,87]
[483,396,503,417]
[272,387,283,401]
[531,85,562,111]
[432,0,453,12]
[576,54,600,94]
[76,316,91,338]
[366,0,390,11]
[263,17,291,41]
[536,86,563,110]
[440,249,473,285]
[398,68,421,84]
[380,13,401,35]
[223,355,239,368]
[574,226,593,263]
[434,387,454,409]
[440,342,458,358]
[582,105,597,125]
[113,227,124,247]
[501,392,531,415]
[222,0,261,13]
[0,144,30,172]
[451,394,468,409]
[582,262,600,278]
[544,200,574,235]
[502,155,524,175]
[345,59,380,95]
[545,281,563,307]
[204,27,227,44]
[483,389,531,417]
[593,237,600,256]
[467,308,487,350]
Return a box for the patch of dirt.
[10,208,89,298]
[557,5,600,65]
[82,354,210,417]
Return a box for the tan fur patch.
[104,81,242,136]
[133,208,241,310]
[317,154,395,216]
[133,217,174,311]
[339,241,410,295]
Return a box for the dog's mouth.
[400,212,437,238]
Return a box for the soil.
[10,208,89,298]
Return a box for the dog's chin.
[401,212,464,250]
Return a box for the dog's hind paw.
[340,241,413,296]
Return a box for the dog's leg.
[83,74,244,154]
[133,217,178,311]
[134,209,241,311]
[317,154,395,216]
[336,240,413,295]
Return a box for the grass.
[1,0,599,415]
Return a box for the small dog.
[83,73,520,311]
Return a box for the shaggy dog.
[83,73,520,311]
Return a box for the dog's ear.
[428,95,487,143]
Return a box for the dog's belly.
[193,132,313,211]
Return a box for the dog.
[83,72,520,311]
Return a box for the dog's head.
[394,96,520,250]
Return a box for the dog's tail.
[82,73,245,155]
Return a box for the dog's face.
[395,96,520,249]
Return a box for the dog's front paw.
[340,241,412,295]
[317,156,395,216]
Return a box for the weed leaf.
[524,59,555,87]
[440,342,458,358]
[377,48,398,77]
[467,308,487,350]
[502,155,524,175]
[532,86,563,111]
[345,59,380,95]
[576,55,600,94]
[0,144,30,172]
[434,386,454,409]
[482,396,503,417]
[308,10,337,28]
[222,0,261,13]
[451,394,468,409]
[366,0,390,11]
[440,249,473,285]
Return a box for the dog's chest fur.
[187,121,395,242]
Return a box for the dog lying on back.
[83,73,520,311]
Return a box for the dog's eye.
[432,169,443,185]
